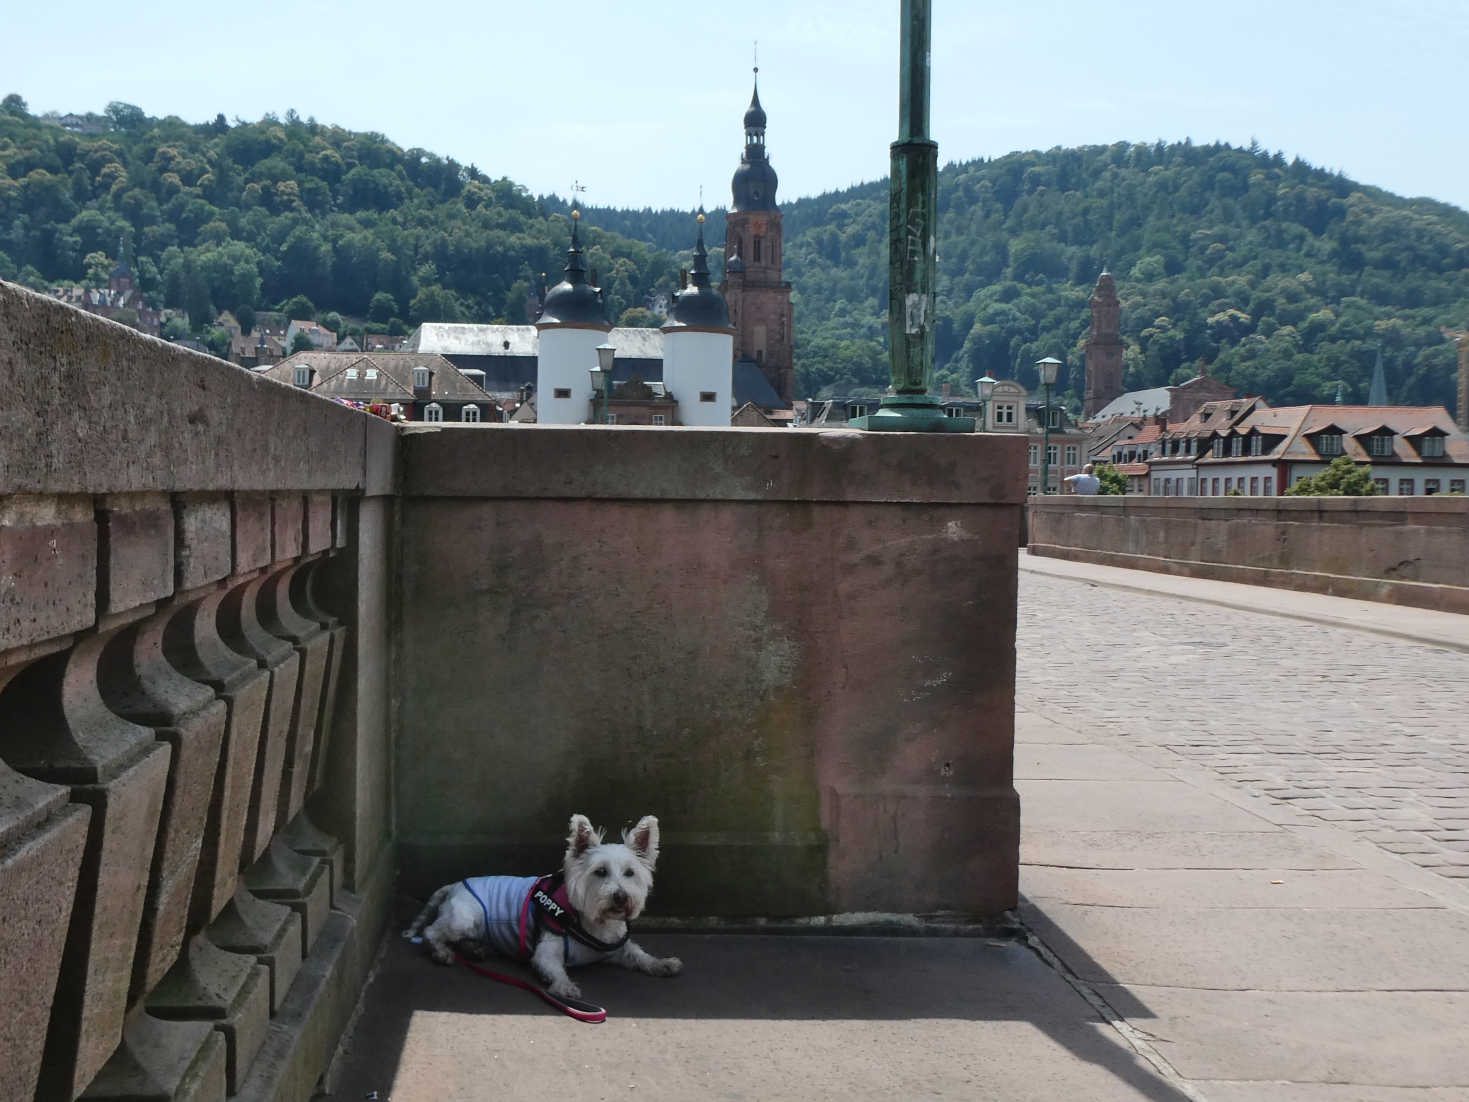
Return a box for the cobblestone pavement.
[1017,571,1469,881]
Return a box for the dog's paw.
[430,946,455,965]
[458,940,490,962]
[547,978,582,1000]
[650,955,682,977]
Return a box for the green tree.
[83,251,113,288]
[279,293,315,321]
[105,101,147,131]
[1094,463,1128,495]
[2,93,28,116]
[368,291,398,324]
[617,307,660,328]
[1284,455,1378,496]
[290,330,315,354]
[235,303,256,333]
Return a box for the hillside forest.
[3,94,1467,413]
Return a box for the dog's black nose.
[612,889,627,906]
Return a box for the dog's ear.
[566,814,598,858]
[626,815,660,868]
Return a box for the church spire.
[731,67,778,212]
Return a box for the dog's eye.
[623,869,635,877]
[594,867,608,877]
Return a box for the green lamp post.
[589,342,616,424]
[976,373,996,431]
[1036,356,1061,492]
[851,0,973,433]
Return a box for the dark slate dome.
[743,84,767,131]
[731,76,778,212]
[537,210,609,328]
[664,213,732,331]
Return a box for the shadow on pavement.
[328,895,1190,1101]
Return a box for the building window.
[1372,477,1390,495]
[413,367,431,389]
[994,403,1016,425]
[1448,478,1465,494]
[553,387,571,399]
[365,368,378,380]
[1249,476,1259,495]
[699,391,717,403]
[1368,434,1394,457]
[1028,444,1039,467]
[848,403,868,419]
[293,366,312,388]
[1398,478,1415,495]
[1263,476,1273,496]
[461,405,480,423]
[345,368,359,379]
[1420,436,1446,458]
[1047,408,1061,429]
[1065,445,1079,465]
[1249,434,1262,456]
[1214,438,1227,457]
[1047,444,1059,467]
[424,403,443,422]
[652,414,666,426]
[1212,477,1220,496]
[1424,478,1441,495]
[1230,436,1242,457]
[944,406,964,418]
[1316,433,1343,456]
[607,413,618,424]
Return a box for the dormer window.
[346,368,359,379]
[1047,408,1060,429]
[1316,432,1343,457]
[1248,433,1262,456]
[413,367,431,389]
[293,366,312,388]
[1419,435,1446,458]
[1367,433,1394,458]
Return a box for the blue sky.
[10,0,1469,212]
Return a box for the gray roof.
[407,324,539,356]
[1092,386,1173,420]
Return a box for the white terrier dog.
[403,813,682,1001]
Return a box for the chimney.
[941,382,952,399]
[679,268,688,290]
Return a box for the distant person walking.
[1065,463,1101,495]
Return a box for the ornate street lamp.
[589,342,616,424]
[976,373,996,431]
[1036,357,1061,493]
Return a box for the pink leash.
[453,952,607,1023]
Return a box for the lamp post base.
[851,394,974,433]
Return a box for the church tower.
[1083,269,1124,418]
[720,71,794,405]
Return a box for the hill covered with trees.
[0,95,679,337]
[4,93,1467,414]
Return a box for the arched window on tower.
[753,237,762,263]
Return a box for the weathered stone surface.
[400,423,1028,504]
[97,493,174,614]
[257,565,327,828]
[207,889,302,1015]
[394,427,1025,917]
[77,1008,226,1102]
[98,612,226,999]
[242,840,330,961]
[304,493,332,553]
[292,560,345,798]
[232,495,272,575]
[217,576,299,862]
[313,497,393,895]
[162,589,268,926]
[2,635,173,1099]
[173,495,232,590]
[271,495,303,562]
[279,813,343,906]
[0,281,375,494]
[146,933,270,1096]
[0,495,96,652]
[0,763,91,1102]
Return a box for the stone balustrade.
[3,278,1028,1101]
[1028,495,1469,613]
[2,282,394,1102]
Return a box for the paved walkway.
[1016,552,1469,1100]
[328,554,1469,1101]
